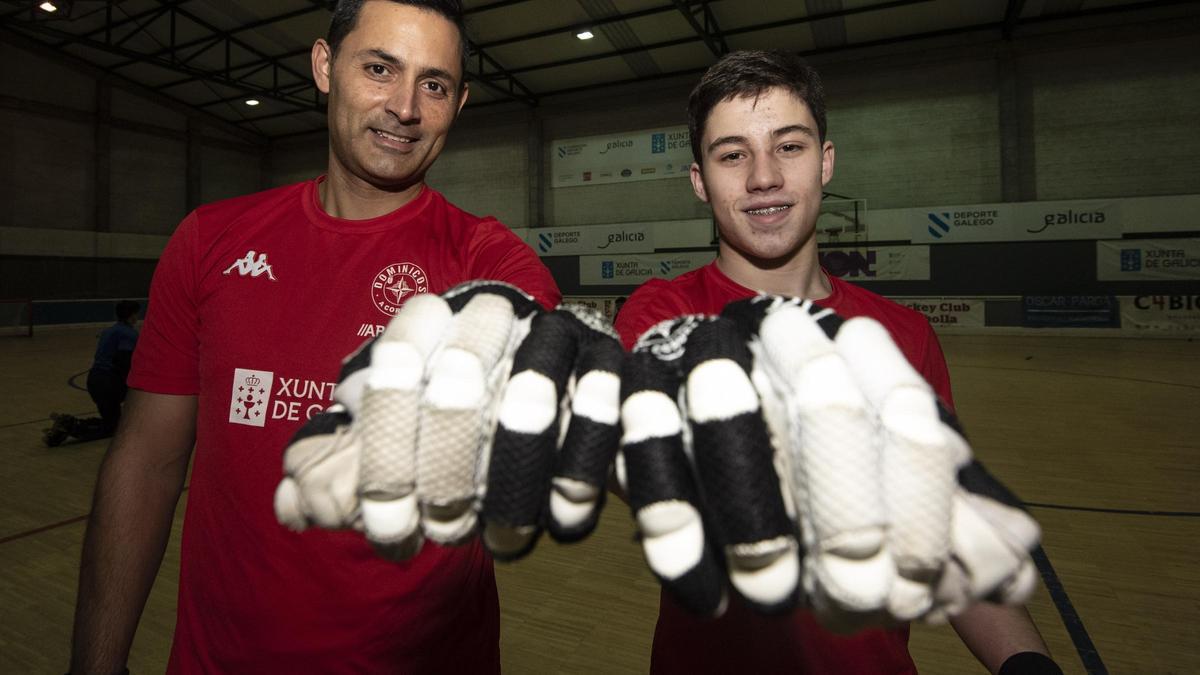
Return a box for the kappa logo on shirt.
[229,368,275,427]
[223,250,278,281]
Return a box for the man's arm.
[70,389,197,674]
[951,602,1055,674]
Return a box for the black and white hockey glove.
[618,295,1041,630]
[274,281,623,561]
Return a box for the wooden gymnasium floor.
[1,327,1197,674]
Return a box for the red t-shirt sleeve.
[466,219,561,310]
[127,212,202,395]
[614,279,695,350]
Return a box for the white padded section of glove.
[278,417,361,530]
[385,293,453,358]
[549,477,601,529]
[498,370,557,433]
[808,543,894,613]
[834,317,930,409]
[333,367,371,416]
[361,495,419,542]
[888,575,934,621]
[274,478,305,531]
[425,348,486,409]
[367,341,425,391]
[572,370,621,425]
[421,505,478,543]
[727,538,800,606]
[952,492,1041,599]
[638,500,705,580]
[621,390,683,443]
[686,359,759,422]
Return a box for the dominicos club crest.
[371,262,429,316]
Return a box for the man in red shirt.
[615,50,1058,675]
[69,2,557,673]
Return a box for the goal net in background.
[816,196,868,247]
[0,299,33,337]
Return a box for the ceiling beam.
[502,0,931,76]
[474,0,710,50]
[165,3,313,90]
[56,0,193,47]
[0,22,265,144]
[107,4,326,71]
[671,0,727,58]
[0,18,318,111]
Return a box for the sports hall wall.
[0,33,265,302]
[3,7,1198,330]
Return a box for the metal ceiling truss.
[1,0,1192,137]
[671,0,726,58]
[0,0,324,123]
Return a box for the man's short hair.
[327,0,470,86]
[688,50,827,165]
[115,300,140,322]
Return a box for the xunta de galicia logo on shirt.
[228,368,336,427]
[371,262,429,316]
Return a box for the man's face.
[691,87,834,265]
[313,1,468,190]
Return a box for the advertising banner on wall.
[896,298,985,328]
[819,245,930,281]
[1096,238,1200,280]
[562,296,624,321]
[530,223,655,256]
[579,251,715,286]
[903,200,1122,244]
[551,126,692,188]
[1022,296,1120,328]
[1120,295,1200,333]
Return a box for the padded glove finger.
[622,318,727,616]
[546,314,623,544]
[274,406,361,531]
[274,333,382,534]
[483,304,623,558]
[681,316,799,613]
[937,427,1041,615]
[417,290,523,545]
[483,309,580,558]
[750,302,893,622]
[829,316,955,621]
[358,293,454,559]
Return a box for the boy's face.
[691,87,834,265]
[313,0,468,190]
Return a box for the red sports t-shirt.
[129,179,560,673]
[615,261,953,675]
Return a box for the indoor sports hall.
[1,1,1197,673]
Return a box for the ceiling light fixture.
[38,2,58,12]
[576,30,594,40]
[245,98,261,106]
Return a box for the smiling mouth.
[372,128,417,144]
[745,205,791,216]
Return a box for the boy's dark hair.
[688,50,827,165]
[115,300,140,322]
[327,0,469,87]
